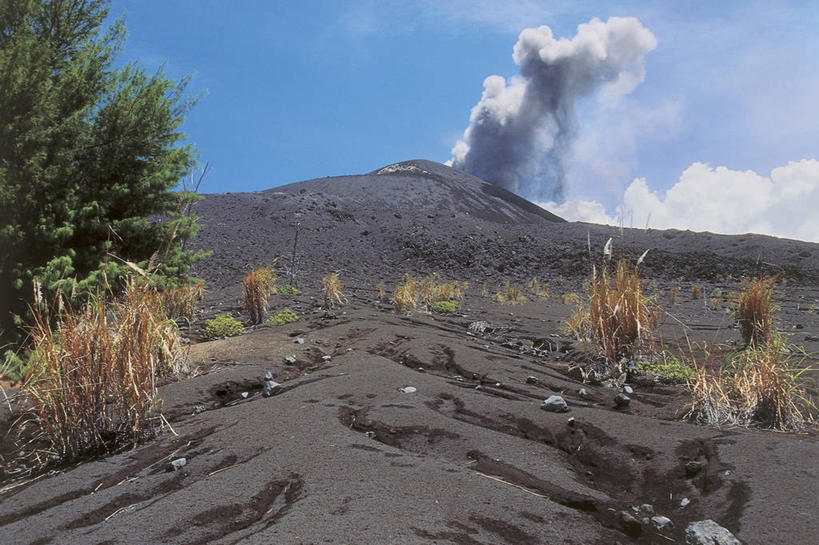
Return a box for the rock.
[622,385,634,394]
[240,392,249,398]
[567,417,576,427]
[399,386,416,393]
[526,375,538,384]
[614,393,631,408]
[262,380,281,397]
[680,497,690,509]
[638,504,655,515]
[454,375,464,382]
[685,460,704,477]
[322,355,332,361]
[167,458,187,472]
[364,431,376,439]
[468,320,490,334]
[578,388,589,398]
[651,516,673,531]
[685,520,742,545]
[541,395,569,413]
[294,337,305,344]
[193,405,206,414]
[618,511,642,534]
[264,371,274,381]
[284,355,297,365]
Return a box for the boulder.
[541,395,569,413]
[685,520,742,545]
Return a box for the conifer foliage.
[0,1,207,350]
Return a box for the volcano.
[1,160,817,545]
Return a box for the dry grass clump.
[690,284,701,300]
[375,281,386,302]
[561,292,581,306]
[242,267,277,324]
[20,276,187,463]
[392,273,466,313]
[667,287,678,304]
[160,282,204,322]
[528,277,550,300]
[688,337,816,430]
[323,273,347,308]
[709,288,722,310]
[568,253,659,363]
[735,277,776,346]
[492,281,526,305]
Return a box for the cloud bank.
[450,17,657,201]
[541,159,819,243]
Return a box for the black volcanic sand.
[1,160,817,544]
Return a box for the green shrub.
[203,314,245,338]
[267,308,299,325]
[637,354,696,383]
[432,300,459,313]
[278,284,301,295]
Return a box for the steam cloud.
[451,17,657,201]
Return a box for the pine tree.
[0,0,208,357]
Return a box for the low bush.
[393,274,419,313]
[432,300,459,313]
[637,353,696,383]
[561,292,581,305]
[278,284,301,295]
[243,267,277,324]
[688,336,815,430]
[160,282,204,322]
[268,308,299,325]
[203,314,245,338]
[20,275,187,462]
[735,277,776,346]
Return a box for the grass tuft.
[242,267,277,324]
[688,336,816,430]
[160,282,204,322]
[432,300,459,313]
[277,284,301,295]
[735,277,776,347]
[493,281,526,305]
[323,273,347,308]
[19,275,188,463]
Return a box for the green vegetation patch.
[204,315,245,338]
[268,308,299,325]
[278,284,301,295]
[637,354,696,383]
[432,300,459,313]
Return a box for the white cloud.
[539,159,819,243]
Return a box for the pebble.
[540,395,569,413]
[294,338,305,344]
[651,516,673,531]
[167,458,187,472]
[193,405,206,414]
[262,380,281,397]
[680,497,690,509]
[526,376,539,384]
[399,386,417,393]
[283,355,297,365]
[685,460,704,477]
[364,431,376,439]
[567,417,576,427]
[622,385,634,394]
[578,388,589,398]
[455,375,464,382]
[240,392,249,398]
[614,393,631,408]
[684,520,741,545]
[322,355,332,361]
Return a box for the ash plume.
[451,17,656,201]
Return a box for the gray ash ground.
[1,160,817,544]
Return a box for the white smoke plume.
[450,17,657,201]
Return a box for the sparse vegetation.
[392,273,465,313]
[323,273,347,308]
[688,336,816,430]
[160,282,204,322]
[203,314,245,338]
[432,300,459,313]
[19,276,187,463]
[242,267,277,324]
[528,277,550,299]
[561,292,581,305]
[691,284,701,300]
[493,281,526,305]
[375,281,386,301]
[709,288,723,310]
[267,308,299,325]
[735,277,776,346]
[667,287,679,304]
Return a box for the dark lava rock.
[685,460,704,477]
[614,393,631,408]
[526,375,538,384]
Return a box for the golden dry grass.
[688,337,815,430]
[528,277,550,300]
[493,281,526,305]
[323,273,347,308]
[242,267,277,324]
[20,276,187,463]
[735,277,776,346]
[690,284,701,300]
[160,282,204,322]
[392,273,466,313]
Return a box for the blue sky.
[107,1,819,241]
